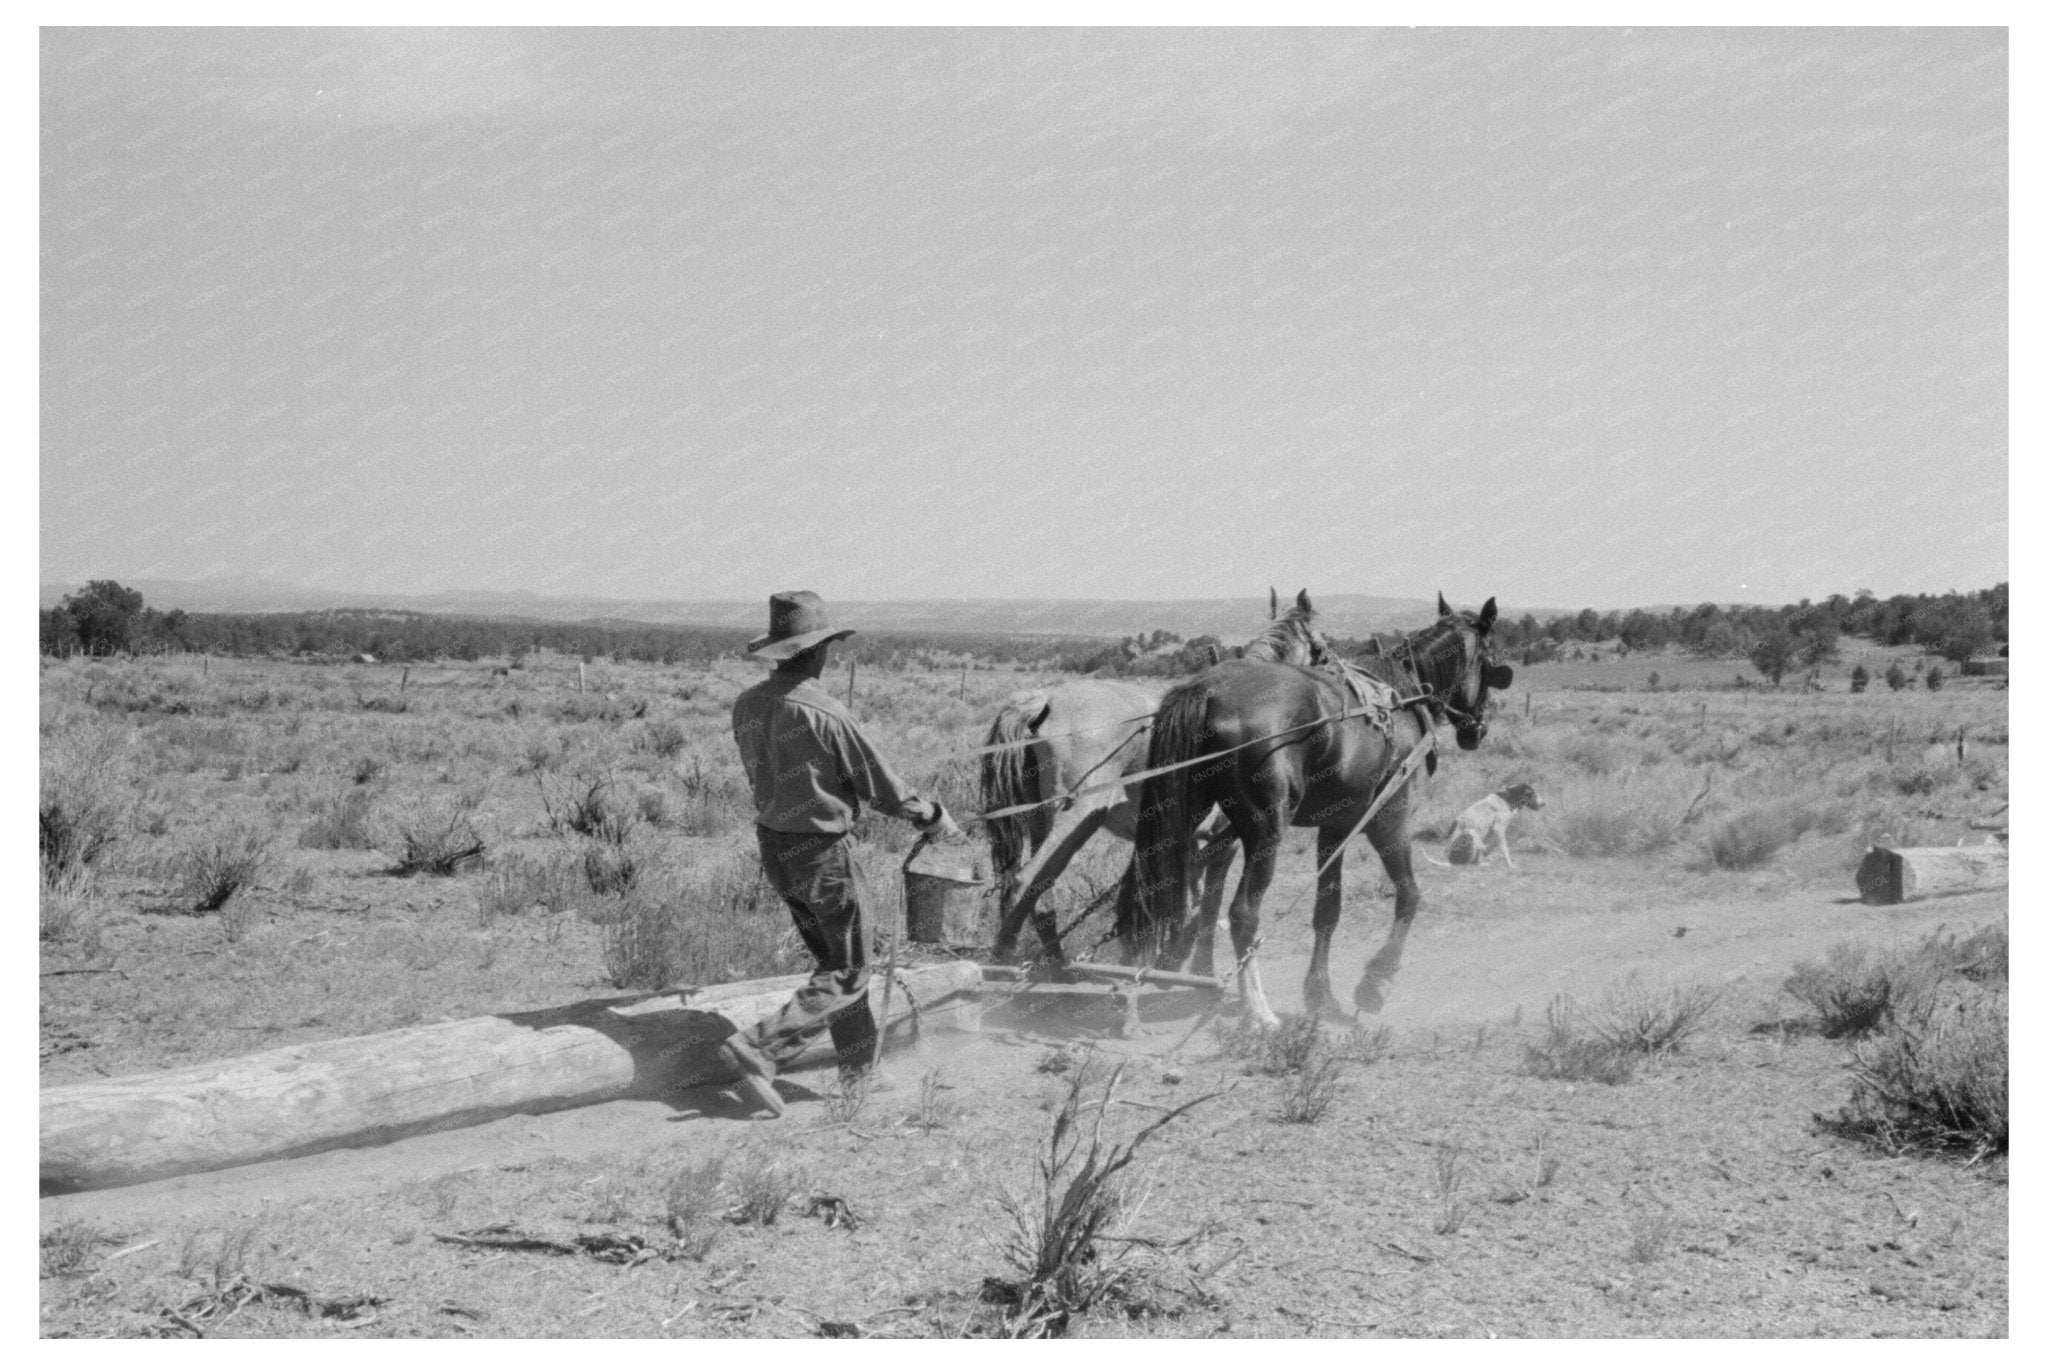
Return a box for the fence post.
[848,658,857,709]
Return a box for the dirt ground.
[40,849,2009,1339]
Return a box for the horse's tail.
[980,692,1047,895]
[1115,680,1210,962]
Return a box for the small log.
[1854,844,2008,906]
[41,961,981,1193]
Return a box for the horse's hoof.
[1353,980,1387,1015]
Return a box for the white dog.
[1440,783,1545,868]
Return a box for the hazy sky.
[40,27,2007,609]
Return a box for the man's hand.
[922,802,966,841]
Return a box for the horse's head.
[1425,593,1513,750]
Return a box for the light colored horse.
[981,590,1334,965]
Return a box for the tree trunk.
[42,961,981,1193]
[1854,844,2008,906]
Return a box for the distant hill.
[38,577,1564,642]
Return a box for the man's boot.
[715,1032,786,1118]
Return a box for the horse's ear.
[1478,597,1498,631]
[1269,587,1278,620]
[1438,592,1451,618]
[1296,588,1312,616]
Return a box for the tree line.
[40,579,2006,680]
[36,581,1098,669]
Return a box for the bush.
[1591,978,1718,1053]
[1521,996,1637,1085]
[1924,665,1944,692]
[1885,664,1908,692]
[989,1062,1218,1337]
[40,865,104,956]
[389,801,485,877]
[1784,944,1911,1038]
[1821,983,2007,1159]
[298,789,377,850]
[40,729,123,883]
[540,771,638,844]
[598,857,793,990]
[1705,802,1819,870]
[1850,665,1870,693]
[178,823,269,913]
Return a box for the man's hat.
[747,590,856,660]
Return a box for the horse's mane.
[1350,613,1480,694]
[1242,603,1326,665]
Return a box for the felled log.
[1854,844,2008,906]
[41,960,981,1194]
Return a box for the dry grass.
[389,799,485,877]
[988,1062,1217,1337]
[1822,982,2008,1160]
[175,823,269,914]
[1521,995,1639,1086]
[1592,977,1720,1053]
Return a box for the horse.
[1114,594,1513,1026]
[981,589,1335,964]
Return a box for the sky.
[38,26,2009,611]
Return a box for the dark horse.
[981,590,1336,965]
[1114,595,1513,1025]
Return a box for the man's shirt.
[731,671,935,835]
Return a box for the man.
[717,591,963,1117]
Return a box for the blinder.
[1484,662,1514,691]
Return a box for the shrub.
[1222,1013,1323,1076]
[177,823,269,913]
[1279,1054,1344,1124]
[1549,786,1682,858]
[40,865,105,955]
[582,841,641,896]
[663,1156,726,1260]
[1884,664,1908,691]
[475,852,582,922]
[1850,665,1870,693]
[539,771,638,844]
[1821,983,2007,1159]
[1521,995,1637,1085]
[1592,978,1718,1053]
[40,729,124,883]
[1704,802,1820,869]
[598,858,793,990]
[1784,943,1915,1038]
[990,1062,1218,1337]
[297,789,377,850]
[1924,666,1944,692]
[40,1221,117,1279]
[641,719,689,759]
[389,802,485,877]
[725,1148,805,1226]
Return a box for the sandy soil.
[42,852,2008,1340]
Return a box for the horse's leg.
[1302,824,1348,1018]
[1355,800,1421,1014]
[1225,813,1284,1031]
[1187,824,1238,977]
[990,805,1110,966]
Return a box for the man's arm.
[813,707,951,829]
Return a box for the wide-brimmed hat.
[747,590,856,660]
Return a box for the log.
[1854,844,2008,906]
[41,961,981,1194]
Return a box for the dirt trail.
[42,872,2006,1235]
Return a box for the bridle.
[1386,617,1494,741]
